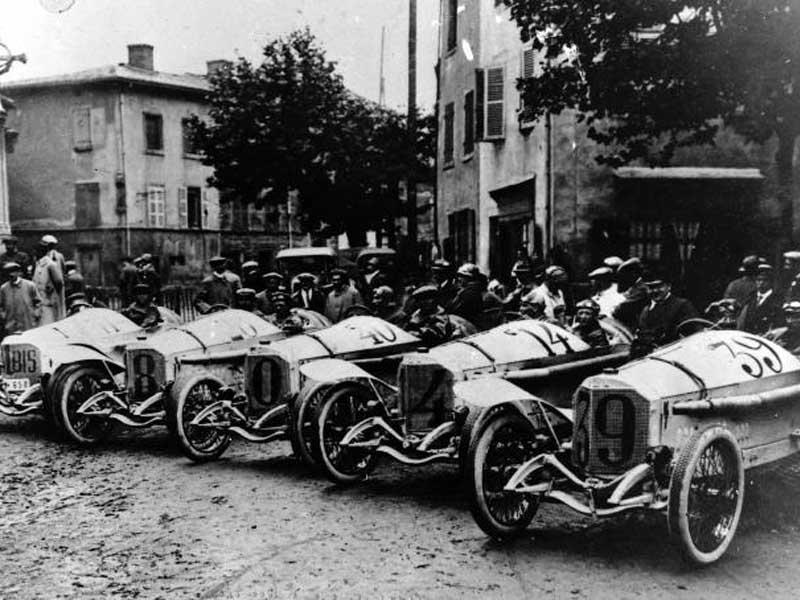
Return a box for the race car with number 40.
[465,329,800,565]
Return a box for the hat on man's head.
[64,260,77,270]
[511,260,533,275]
[784,300,800,316]
[544,265,568,283]
[270,288,291,304]
[209,255,226,267]
[588,266,613,279]
[2,261,21,272]
[262,271,283,282]
[330,268,347,279]
[236,287,257,299]
[783,251,800,262]
[457,263,480,279]
[296,272,315,282]
[603,256,624,271]
[411,284,439,301]
[2,235,18,244]
[575,298,600,314]
[140,253,153,264]
[134,283,151,294]
[739,254,760,274]
[431,259,453,273]
[757,263,775,276]
[642,262,671,286]
[40,234,58,246]
[618,257,643,277]
[241,260,259,271]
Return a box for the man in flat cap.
[0,262,42,335]
[122,283,161,328]
[257,271,284,316]
[0,235,31,284]
[446,263,484,326]
[137,253,162,300]
[612,258,649,331]
[430,259,458,308]
[33,236,65,324]
[570,298,609,349]
[324,268,363,323]
[589,265,625,317]
[405,285,455,347]
[194,256,237,314]
[502,260,537,313]
[522,265,569,321]
[235,287,265,317]
[737,263,785,334]
[64,260,85,299]
[783,251,800,302]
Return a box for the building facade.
[437,1,790,307]
[1,45,223,286]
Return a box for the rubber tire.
[166,373,231,463]
[43,367,73,432]
[315,383,377,485]
[55,365,114,445]
[668,426,744,566]
[467,411,540,540]
[289,384,330,467]
[457,405,486,478]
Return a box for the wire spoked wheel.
[290,384,328,466]
[167,374,230,462]
[57,366,113,445]
[316,384,377,484]
[669,426,744,565]
[467,412,540,539]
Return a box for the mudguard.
[47,342,126,374]
[453,377,574,424]
[298,357,388,389]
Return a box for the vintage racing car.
[0,307,179,422]
[309,318,632,484]
[51,308,327,445]
[465,329,800,565]
[166,316,423,463]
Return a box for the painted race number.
[710,335,783,379]
[2,347,37,375]
[355,323,398,346]
[574,393,637,468]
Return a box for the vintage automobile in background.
[309,318,633,484]
[0,307,179,422]
[51,308,326,445]
[275,247,339,291]
[466,329,800,565]
[166,315,423,463]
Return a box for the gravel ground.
[1,415,799,599]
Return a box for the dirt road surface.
[2,416,799,599]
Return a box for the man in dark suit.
[634,265,698,354]
[612,258,650,332]
[291,272,324,313]
[737,263,785,334]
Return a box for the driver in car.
[767,301,800,354]
[122,283,162,329]
[570,299,609,349]
[404,285,455,347]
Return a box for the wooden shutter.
[178,187,188,228]
[443,102,455,165]
[484,67,505,140]
[475,69,484,141]
[463,90,474,156]
[519,47,536,128]
[72,106,92,151]
[74,182,100,227]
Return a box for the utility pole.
[379,26,386,107]
[406,0,418,267]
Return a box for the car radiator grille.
[126,348,166,401]
[244,353,290,409]
[1,344,41,379]
[397,358,454,432]
[571,387,650,475]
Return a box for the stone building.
[0,44,224,286]
[436,0,787,306]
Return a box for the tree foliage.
[503,0,800,169]
[189,28,435,240]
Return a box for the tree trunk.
[775,129,797,248]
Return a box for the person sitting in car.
[570,299,609,349]
[703,298,740,330]
[122,283,161,328]
[235,287,265,317]
[194,256,238,313]
[522,265,569,321]
[66,292,93,315]
[767,301,800,353]
[405,285,457,347]
[372,285,407,325]
[737,263,785,335]
[257,272,284,316]
[447,263,484,325]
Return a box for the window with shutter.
[178,187,188,228]
[463,90,474,157]
[72,106,92,151]
[519,46,537,129]
[146,185,166,228]
[484,67,505,140]
[202,190,210,229]
[144,113,163,153]
[188,187,202,229]
[443,102,455,166]
[475,69,484,141]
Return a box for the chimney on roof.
[206,59,233,78]
[128,44,154,71]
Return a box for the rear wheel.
[166,374,230,463]
[316,383,378,485]
[289,384,329,467]
[467,411,540,539]
[55,366,114,445]
[668,426,744,565]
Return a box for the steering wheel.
[205,303,229,314]
[676,317,718,338]
[344,304,374,318]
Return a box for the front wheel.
[166,374,231,462]
[289,383,330,467]
[315,383,378,485]
[55,365,114,445]
[467,411,540,539]
[668,426,744,566]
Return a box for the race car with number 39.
[165,316,425,464]
[465,329,800,565]
[51,308,327,445]
[0,307,179,423]
[308,318,632,485]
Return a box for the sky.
[0,0,441,111]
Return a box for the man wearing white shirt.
[589,266,625,317]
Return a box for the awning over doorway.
[614,167,764,180]
[488,177,535,202]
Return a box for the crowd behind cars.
[3,232,800,356]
